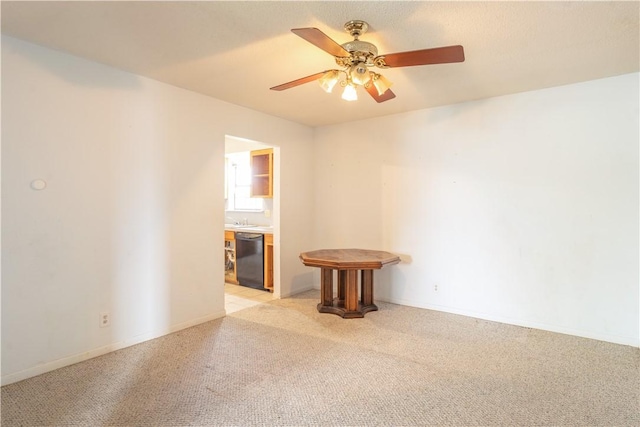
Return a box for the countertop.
[225,225,273,234]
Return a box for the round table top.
[299,248,400,270]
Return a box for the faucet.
[226,217,240,225]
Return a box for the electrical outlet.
[434,284,439,291]
[264,209,271,218]
[100,311,110,328]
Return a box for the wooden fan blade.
[380,45,465,68]
[270,71,328,91]
[365,84,396,103]
[291,27,350,57]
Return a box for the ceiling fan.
[270,20,465,103]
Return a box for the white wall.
[1,36,314,384]
[313,73,639,347]
[2,35,636,389]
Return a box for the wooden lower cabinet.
[264,233,274,291]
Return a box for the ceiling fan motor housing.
[336,20,379,67]
[337,40,379,67]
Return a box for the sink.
[225,223,258,229]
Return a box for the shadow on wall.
[288,271,315,296]
[374,267,408,303]
[4,36,142,89]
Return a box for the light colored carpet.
[2,290,639,426]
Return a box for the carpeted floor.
[2,290,639,426]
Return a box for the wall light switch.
[264,209,271,218]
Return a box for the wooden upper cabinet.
[250,148,273,198]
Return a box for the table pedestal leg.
[344,270,358,312]
[337,270,346,302]
[361,269,374,306]
[317,268,378,318]
[320,268,333,306]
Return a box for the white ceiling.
[2,1,638,127]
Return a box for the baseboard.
[1,309,227,386]
[377,296,639,348]
[281,283,314,298]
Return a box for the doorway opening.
[224,135,280,313]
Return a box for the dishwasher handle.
[236,232,263,240]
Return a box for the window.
[225,152,263,211]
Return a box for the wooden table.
[299,249,400,318]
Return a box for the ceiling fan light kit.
[350,62,371,85]
[319,70,340,93]
[341,83,358,101]
[270,20,465,103]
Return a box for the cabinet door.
[250,148,273,198]
[264,233,274,291]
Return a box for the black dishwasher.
[235,232,264,290]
